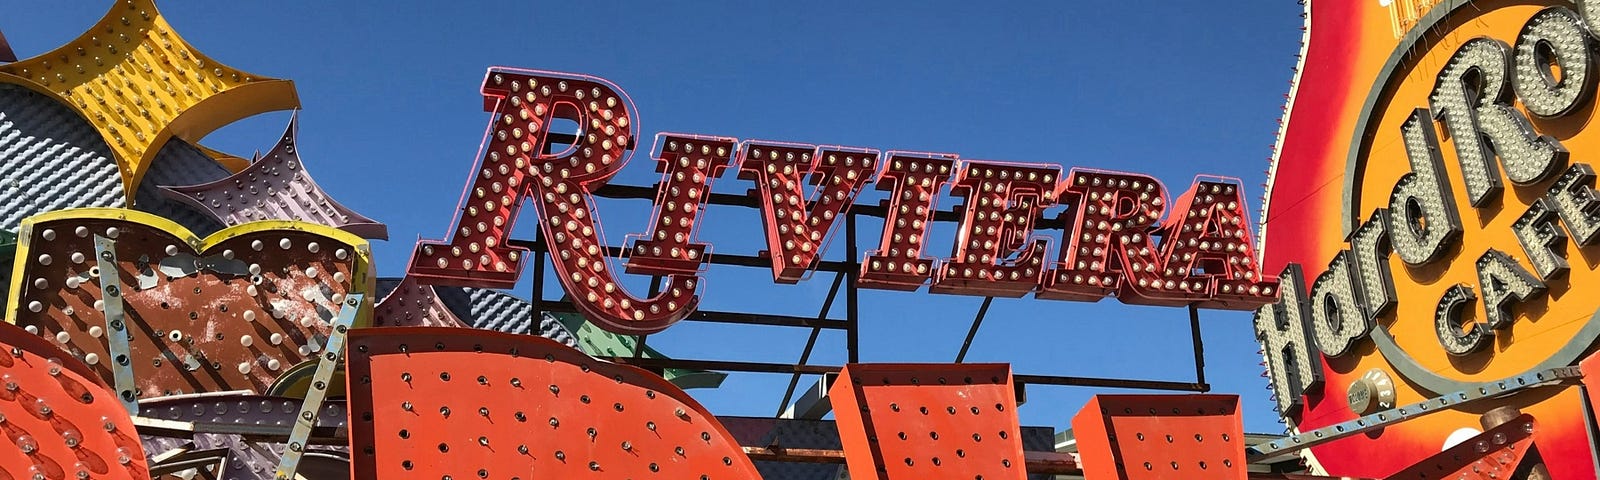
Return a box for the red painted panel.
[0,322,148,480]
[345,327,761,480]
[1071,394,1245,480]
[829,363,1027,480]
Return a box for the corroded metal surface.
[8,209,373,397]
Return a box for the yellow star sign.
[0,0,298,202]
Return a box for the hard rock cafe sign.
[1258,0,1600,478]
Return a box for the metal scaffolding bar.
[504,173,1213,397]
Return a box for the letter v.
[737,141,880,283]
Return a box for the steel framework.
[509,134,1214,417]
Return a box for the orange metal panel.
[828,363,1027,480]
[0,321,148,480]
[344,326,761,479]
[1382,414,1536,480]
[1071,394,1245,480]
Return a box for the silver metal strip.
[1245,366,1581,462]
[148,447,230,477]
[274,293,361,480]
[780,374,835,420]
[94,234,139,414]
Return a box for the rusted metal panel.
[0,321,150,480]
[1072,394,1246,480]
[7,208,373,398]
[345,326,762,480]
[829,363,1028,480]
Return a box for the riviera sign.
[404,68,1279,334]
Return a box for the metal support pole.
[530,224,546,331]
[1188,304,1207,389]
[954,297,994,363]
[775,272,846,416]
[635,276,663,359]
[845,214,860,364]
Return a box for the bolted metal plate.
[142,435,350,480]
[345,326,762,479]
[160,113,388,240]
[371,275,469,328]
[0,321,150,480]
[829,363,1028,480]
[137,393,350,436]
[1383,414,1536,480]
[137,393,351,480]
[1071,394,1245,480]
[721,416,1058,480]
[7,208,373,398]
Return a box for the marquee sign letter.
[624,134,737,276]
[738,141,880,283]
[860,153,956,290]
[1308,252,1367,357]
[931,161,1062,297]
[1387,108,1463,266]
[1348,209,1398,322]
[1253,264,1322,414]
[1038,170,1166,302]
[1158,179,1276,307]
[409,68,699,334]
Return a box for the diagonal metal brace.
[274,292,362,480]
[94,234,140,414]
[1245,366,1581,462]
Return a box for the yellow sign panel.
[0,0,298,200]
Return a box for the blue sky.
[7,2,1304,433]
